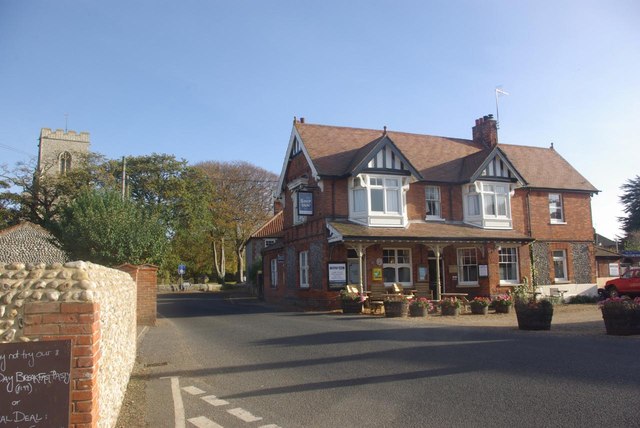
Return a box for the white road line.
[187,416,223,428]
[160,376,185,428]
[259,425,282,428]
[201,395,230,406]
[227,408,263,423]
[183,386,206,395]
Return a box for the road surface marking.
[183,386,206,395]
[259,425,282,428]
[227,408,262,422]
[201,395,230,406]
[160,376,185,428]
[187,416,223,428]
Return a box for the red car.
[603,267,640,298]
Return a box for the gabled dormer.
[348,134,422,227]
[462,147,525,229]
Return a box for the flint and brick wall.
[0,261,137,428]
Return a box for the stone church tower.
[37,128,90,176]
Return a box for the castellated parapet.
[38,127,91,176]
[40,128,91,143]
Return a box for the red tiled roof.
[329,220,533,243]
[251,211,283,238]
[295,122,598,192]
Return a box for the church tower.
[37,128,90,176]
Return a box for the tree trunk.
[212,237,226,284]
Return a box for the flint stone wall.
[0,261,136,428]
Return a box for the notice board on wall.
[0,340,72,428]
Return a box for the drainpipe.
[435,245,442,300]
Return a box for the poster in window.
[298,191,314,216]
[418,265,428,282]
[372,267,382,281]
[328,262,347,289]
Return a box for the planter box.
[341,301,363,314]
[515,304,553,330]
[494,304,511,314]
[409,305,428,317]
[384,301,409,318]
[470,305,489,315]
[441,306,459,316]
[601,308,640,335]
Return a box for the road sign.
[178,264,186,275]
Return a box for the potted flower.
[598,296,640,335]
[469,297,490,315]
[409,297,434,317]
[440,297,462,316]
[383,294,410,318]
[513,278,553,330]
[492,293,513,314]
[339,288,365,314]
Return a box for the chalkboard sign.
[0,340,72,428]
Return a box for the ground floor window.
[553,250,568,282]
[270,258,278,288]
[457,248,478,285]
[499,247,519,284]
[383,248,411,286]
[299,251,309,288]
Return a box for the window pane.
[353,189,366,212]
[386,189,399,213]
[371,188,384,211]
[468,195,480,216]
[497,194,507,216]
[385,178,399,187]
[554,260,565,279]
[397,250,410,263]
[484,194,496,215]
[398,267,411,282]
[383,267,396,282]
[383,249,395,264]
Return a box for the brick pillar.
[23,301,101,428]
[118,263,158,326]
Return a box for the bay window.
[463,181,512,229]
[349,174,407,227]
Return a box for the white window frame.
[499,247,519,284]
[425,186,443,220]
[553,250,568,282]
[299,251,309,288]
[348,174,408,227]
[264,238,276,247]
[382,248,412,287]
[457,248,479,286]
[270,258,278,288]
[549,193,565,224]
[463,181,512,229]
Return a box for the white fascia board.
[275,125,320,197]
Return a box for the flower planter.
[601,307,640,335]
[470,305,489,315]
[409,305,428,317]
[494,304,511,314]
[341,301,363,314]
[384,301,409,318]
[515,304,553,330]
[441,306,459,316]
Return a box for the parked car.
[601,267,640,298]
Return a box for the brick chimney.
[472,114,498,148]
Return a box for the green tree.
[51,189,169,266]
[619,175,640,250]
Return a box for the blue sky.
[1,1,638,240]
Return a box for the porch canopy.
[327,220,533,299]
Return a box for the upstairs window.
[59,151,71,174]
[370,177,401,214]
[549,193,564,223]
[463,181,512,229]
[425,186,442,219]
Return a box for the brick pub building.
[258,115,598,310]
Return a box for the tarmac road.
[122,292,640,427]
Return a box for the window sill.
[498,282,518,287]
[550,221,567,225]
[456,284,479,288]
[553,280,570,284]
[425,216,445,222]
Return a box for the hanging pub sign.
[298,191,314,216]
[328,262,347,289]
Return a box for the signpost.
[178,264,186,291]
